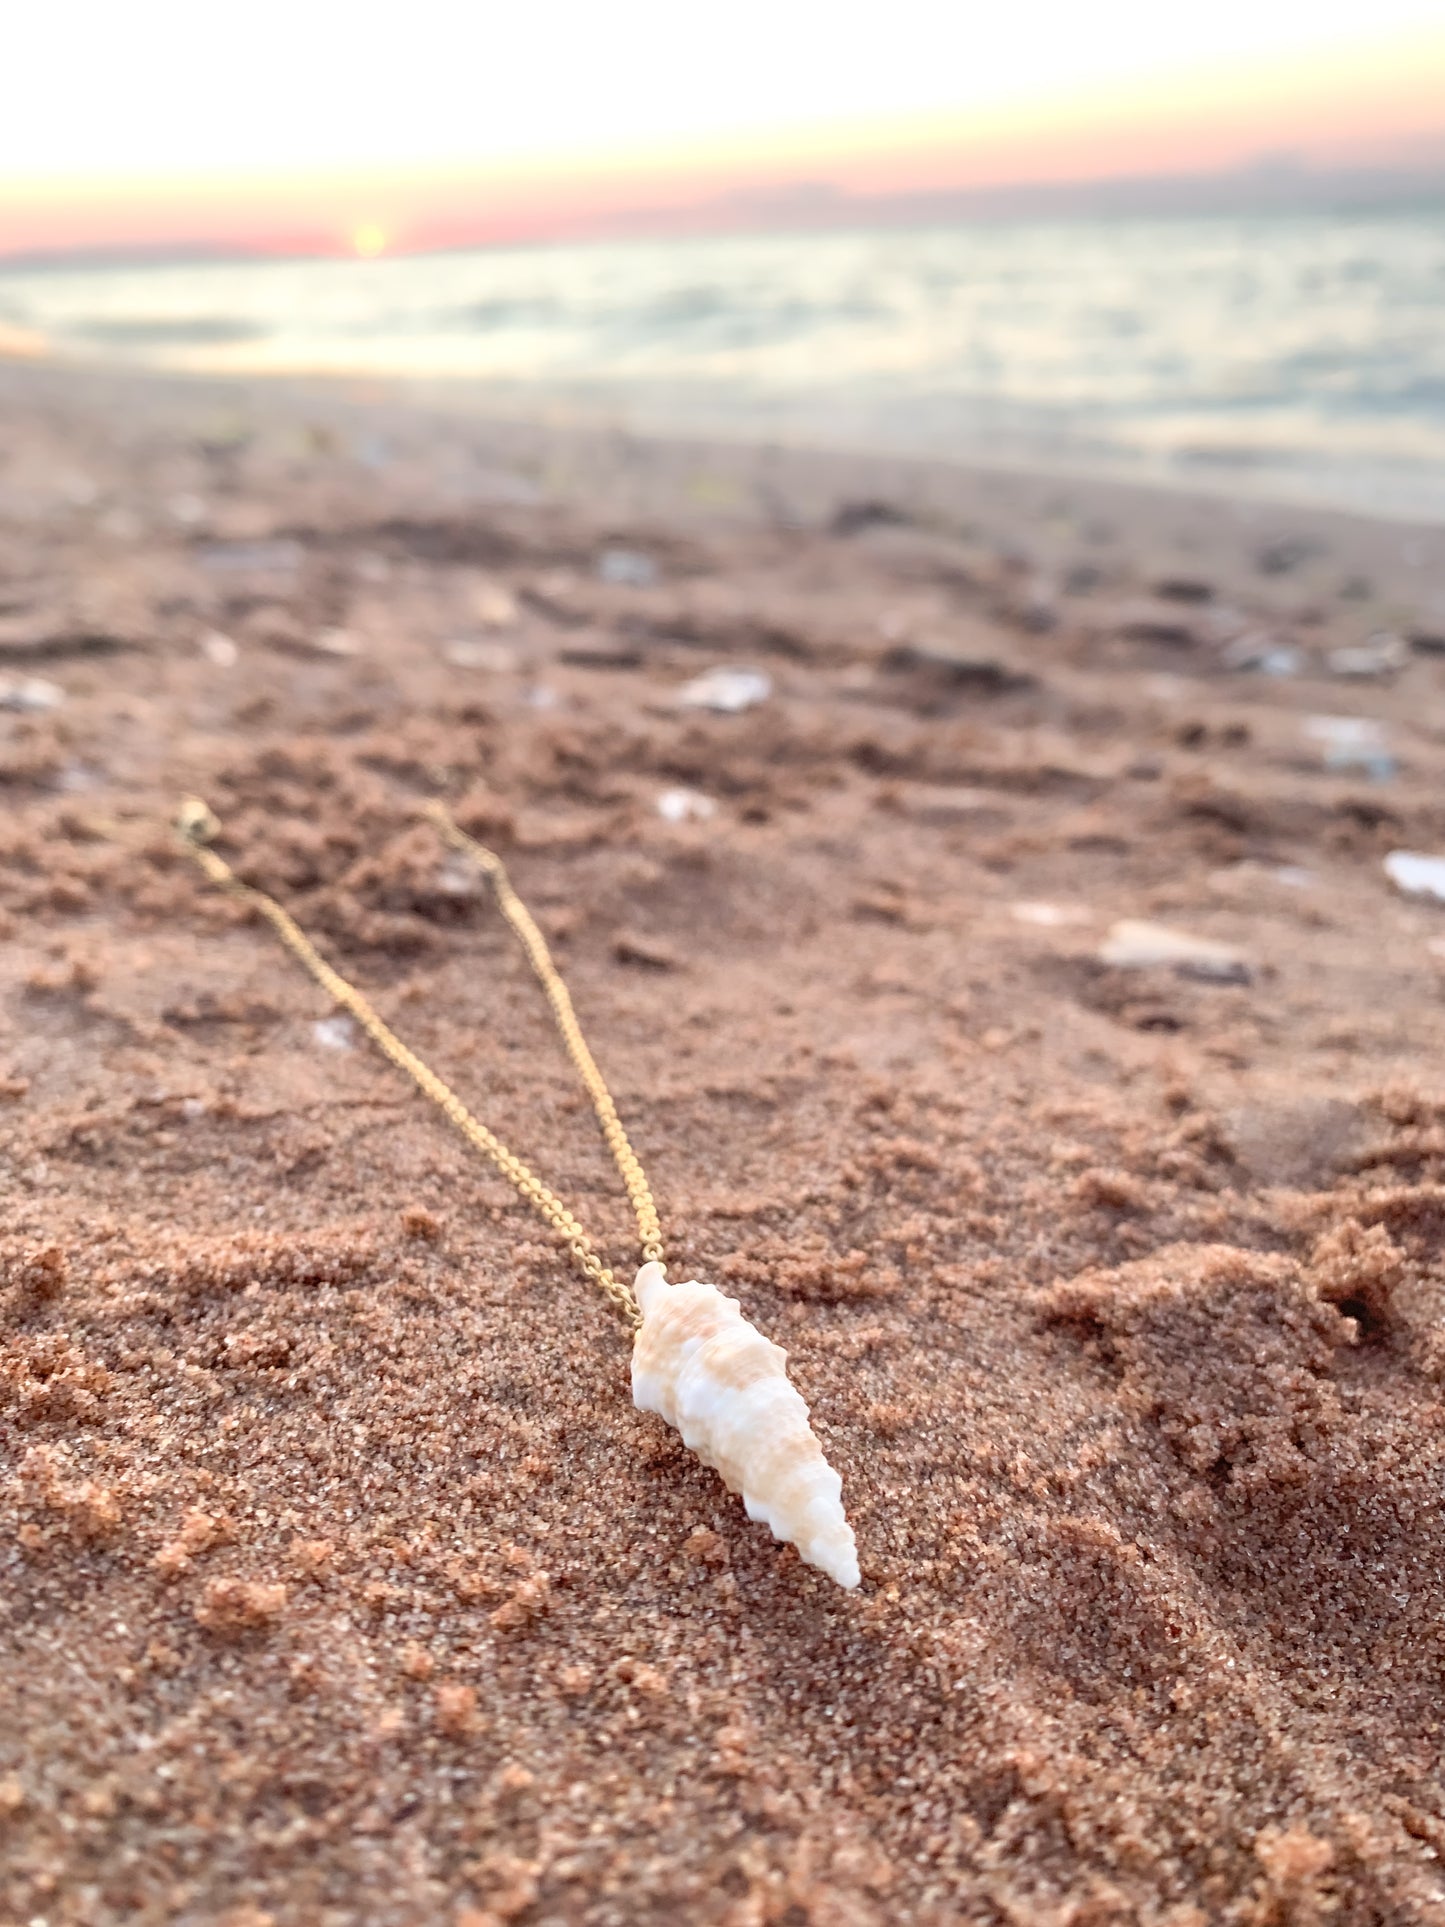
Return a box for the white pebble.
[313,627,363,659]
[1224,633,1302,677]
[168,492,208,527]
[597,548,657,588]
[472,579,519,627]
[199,630,239,667]
[1303,715,1388,747]
[198,538,303,576]
[312,1016,354,1051]
[678,667,772,714]
[657,787,717,823]
[1327,633,1408,679]
[1384,851,1445,905]
[1011,901,1089,927]
[1099,919,1251,982]
[436,854,482,897]
[444,638,517,672]
[1302,713,1396,780]
[0,677,64,712]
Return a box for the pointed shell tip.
[633,1260,670,1319]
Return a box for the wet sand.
[3,360,1445,1925]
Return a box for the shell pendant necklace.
[177,799,860,1590]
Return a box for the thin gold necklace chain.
[175,798,661,1330]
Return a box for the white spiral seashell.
[631,1261,860,1589]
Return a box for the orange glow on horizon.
[1,23,1442,261]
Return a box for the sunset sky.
[5,1,1445,257]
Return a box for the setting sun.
[351,221,388,258]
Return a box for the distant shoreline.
[5,212,1443,527]
[4,185,1444,277]
[6,353,1445,560]
[5,348,1445,535]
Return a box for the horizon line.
[3,150,1444,274]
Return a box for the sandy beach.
[3,357,1445,1925]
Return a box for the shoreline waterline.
[3,210,1443,525]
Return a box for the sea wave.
[3,211,1443,521]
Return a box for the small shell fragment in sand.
[1011,901,1091,927]
[1327,632,1408,679]
[444,638,518,672]
[436,853,484,898]
[472,579,520,628]
[311,627,364,659]
[678,667,772,713]
[0,676,64,712]
[597,548,657,588]
[657,787,716,823]
[197,538,303,577]
[1303,714,1396,780]
[1224,633,1303,677]
[199,630,239,668]
[1099,919,1252,983]
[1384,851,1445,905]
[167,492,208,528]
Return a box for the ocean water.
[3,213,1444,522]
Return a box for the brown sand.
[3,361,1445,1925]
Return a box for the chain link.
[175,798,653,1329]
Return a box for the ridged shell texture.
[631,1262,860,1588]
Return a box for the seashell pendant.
[631,1261,860,1588]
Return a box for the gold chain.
[422,805,665,1272]
[175,798,660,1329]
